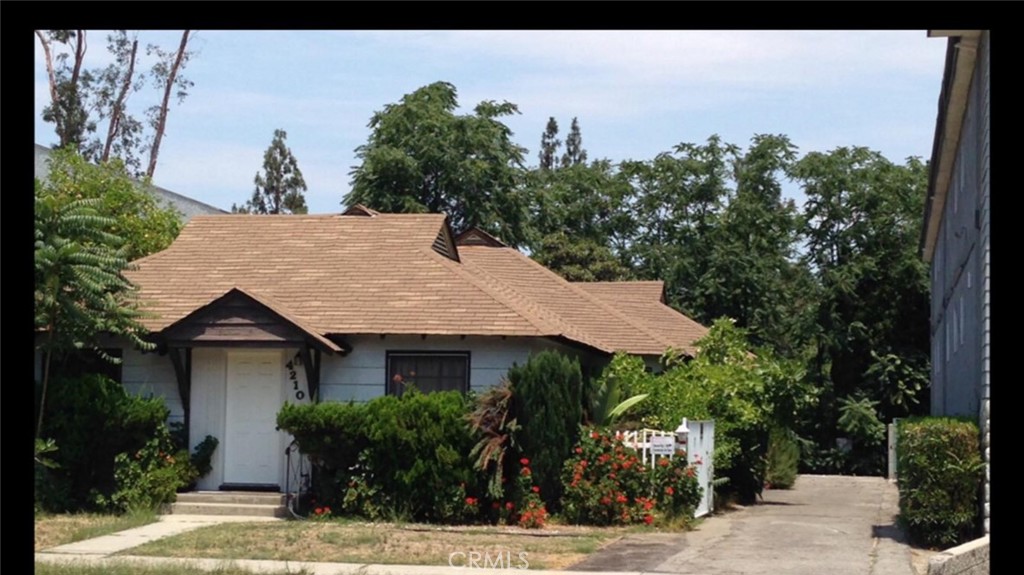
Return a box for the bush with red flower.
[561,428,701,526]
[310,504,333,521]
[515,458,548,528]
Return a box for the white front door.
[224,351,283,486]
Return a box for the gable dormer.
[342,204,380,217]
[455,227,507,248]
[432,217,461,262]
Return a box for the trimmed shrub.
[897,417,983,547]
[37,374,173,511]
[508,351,584,510]
[278,389,480,523]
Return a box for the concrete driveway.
[570,475,929,575]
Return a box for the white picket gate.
[616,419,715,517]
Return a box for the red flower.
[616,494,627,504]
[665,486,674,495]
[686,467,696,478]
[580,460,588,468]
[492,501,501,510]
[600,497,612,505]
[323,506,331,514]
[591,431,600,439]
[520,458,530,465]
[575,447,583,454]
[532,486,540,493]
[465,497,478,506]
[506,501,514,510]
[644,514,654,525]
[520,467,532,477]
[609,473,616,479]
[658,458,670,467]
[315,507,323,515]
[643,500,654,511]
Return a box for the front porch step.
[176,491,287,506]
[169,491,289,518]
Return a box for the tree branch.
[102,38,138,163]
[146,30,190,179]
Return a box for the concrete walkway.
[36,475,929,574]
[41,514,283,556]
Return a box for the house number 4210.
[285,353,305,400]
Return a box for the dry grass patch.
[126,521,626,570]
[35,511,158,551]
[35,562,305,575]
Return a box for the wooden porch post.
[169,346,192,445]
[299,344,321,402]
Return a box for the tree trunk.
[102,38,139,163]
[36,31,59,108]
[146,30,190,180]
[70,30,86,87]
[36,330,55,439]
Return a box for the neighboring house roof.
[126,213,710,357]
[34,143,226,221]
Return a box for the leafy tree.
[36,29,195,179]
[233,129,309,214]
[92,31,146,173]
[37,30,93,154]
[539,117,561,171]
[526,157,636,278]
[793,147,930,452]
[692,135,809,355]
[42,147,182,261]
[532,233,633,282]
[346,82,530,247]
[560,117,588,168]
[620,135,739,318]
[35,179,153,438]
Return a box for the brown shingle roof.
[128,213,709,356]
[574,281,709,356]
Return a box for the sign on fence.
[650,435,675,456]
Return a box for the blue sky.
[34,30,948,214]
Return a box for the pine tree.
[237,129,309,214]
[560,117,588,168]
[539,117,561,170]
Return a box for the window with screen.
[386,352,469,395]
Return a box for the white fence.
[617,419,715,517]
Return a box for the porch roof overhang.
[156,287,346,354]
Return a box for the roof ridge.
[503,249,679,352]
